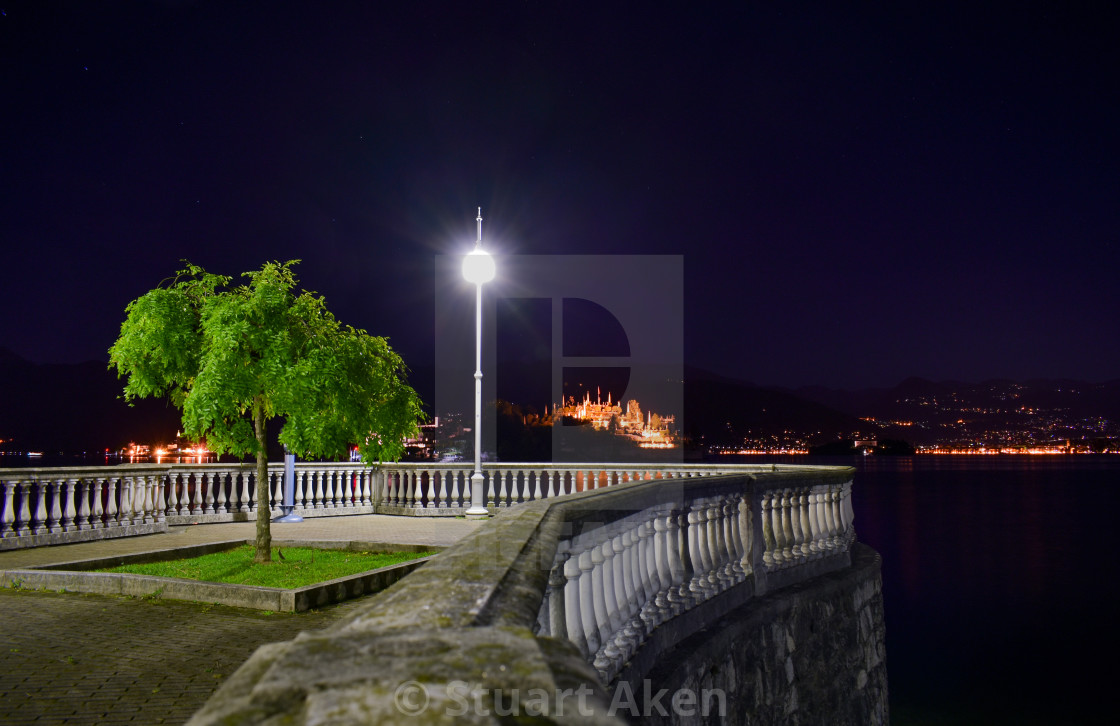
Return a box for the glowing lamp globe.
[462,248,496,284]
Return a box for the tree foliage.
[109,260,424,560]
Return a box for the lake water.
[817,454,1118,725]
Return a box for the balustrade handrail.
[1,461,849,550]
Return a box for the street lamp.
[463,207,494,516]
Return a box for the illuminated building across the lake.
[553,389,677,449]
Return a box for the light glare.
[462,248,496,284]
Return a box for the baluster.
[705,500,727,591]
[795,489,811,558]
[270,470,283,512]
[132,476,145,525]
[356,468,369,508]
[328,469,339,509]
[89,478,105,530]
[686,507,707,600]
[76,479,92,530]
[612,531,641,662]
[45,479,64,533]
[60,478,78,531]
[673,508,694,608]
[306,470,320,509]
[381,470,393,506]
[398,470,411,507]
[428,469,441,508]
[16,480,33,535]
[103,477,119,528]
[787,488,804,563]
[360,470,372,506]
[319,469,331,509]
[346,470,358,508]
[117,477,134,527]
[532,471,544,501]
[129,475,143,525]
[771,490,789,566]
[810,488,828,555]
[142,472,155,524]
[396,469,407,507]
[652,512,675,618]
[0,480,14,537]
[635,521,660,631]
[779,489,795,564]
[413,470,426,509]
[592,540,622,677]
[6,480,21,536]
[726,497,746,581]
[418,469,428,508]
[441,469,455,508]
[167,472,180,515]
[709,499,730,587]
[546,552,570,640]
[702,501,722,593]
[221,471,234,513]
[717,497,736,582]
[191,470,202,515]
[759,491,775,568]
[188,472,201,515]
[188,471,200,515]
[238,470,251,512]
[827,485,841,548]
[486,469,498,507]
[820,486,835,551]
[561,553,588,656]
[576,548,601,657]
[154,475,166,523]
[501,469,514,507]
[615,532,635,626]
[292,469,305,508]
[827,483,840,546]
[328,469,341,509]
[180,473,191,515]
[841,481,855,545]
[130,476,144,525]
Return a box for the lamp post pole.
[463,207,494,517]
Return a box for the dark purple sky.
[2,1,1117,389]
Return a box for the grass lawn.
[99,545,437,589]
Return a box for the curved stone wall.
[188,468,886,725]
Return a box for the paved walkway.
[0,515,484,724]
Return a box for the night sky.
[2,1,1117,390]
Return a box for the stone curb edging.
[0,522,168,551]
[0,539,442,612]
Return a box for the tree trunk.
[253,399,272,563]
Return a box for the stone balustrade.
[534,472,856,683]
[1,461,833,550]
[187,465,860,724]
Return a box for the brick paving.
[0,515,484,724]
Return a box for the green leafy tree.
[109,260,424,562]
